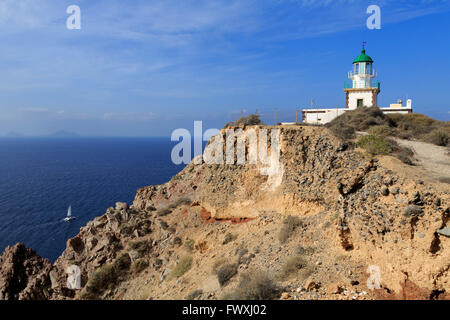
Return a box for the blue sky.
[0,0,449,136]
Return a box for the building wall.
[303,109,348,125]
[303,107,412,125]
[347,91,375,109]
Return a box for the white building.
[302,46,413,124]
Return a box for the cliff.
[0,125,449,300]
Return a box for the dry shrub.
[184,238,195,251]
[169,256,193,279]
[368,125,394,137]
[438,177,450,184]
[217,263,238,287]
[128,240,150,256]
[229,271,279,300]
[385,138,415,165]
[278,256,313,281]
[132,259,149,274]
[212,258,227,274]
[223,233,236,245]
[326,107,393,141]
[225,114,262,128]
[186,289,203,300]
[278,216,302,243]
[195,240,208,253]
[423,128,449,147]
[80,253,131,299]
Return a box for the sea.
[0,137,186,262]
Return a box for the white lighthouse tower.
[301,43,413,125]
[344,42,380,109]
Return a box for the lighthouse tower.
[344,44,380,109]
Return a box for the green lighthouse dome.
[353,49,373,64]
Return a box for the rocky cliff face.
[0,126,449,300]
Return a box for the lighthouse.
[345,44,380,109]
[301,43,412,125]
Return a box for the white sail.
[67,205,72,217]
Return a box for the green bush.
[217,263,238,287]
[278,216,302,243]
[368,125,394,137]
[170,256,193,279]
[356,134,392,155]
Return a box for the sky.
[0,0,449,136]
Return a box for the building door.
[357,99,364,107]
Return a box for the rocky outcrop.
[0,243,53,300]
[0,125,449,300]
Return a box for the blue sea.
[0,137,185,262]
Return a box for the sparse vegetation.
[224,114,262,128]
[438,177,450,184]
[80,252,131,299]
[186,289,203,300]
[278,215,302,243]
[169,198,191,208]
[156,207,172,217]
[184,238,195,251]
[277,255,313,281]
[128,240,149,256]
[155,198,190,216]
[222,232,236,245]
[387,113,447,142]
[367,125,394,137]
[212,258,227,274]
[217,263,238,287]
[169,256,193,279]
[132,259,149,274]
[423,128,449,147]
[326,107,392,140]
[226,271,279,300]
[357,135,392,155]
[327,107,449,148]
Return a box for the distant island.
[47,130,80,138]
[2,131,81,138]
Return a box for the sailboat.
[63,205,75,222]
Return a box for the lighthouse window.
[359,63,365,74]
